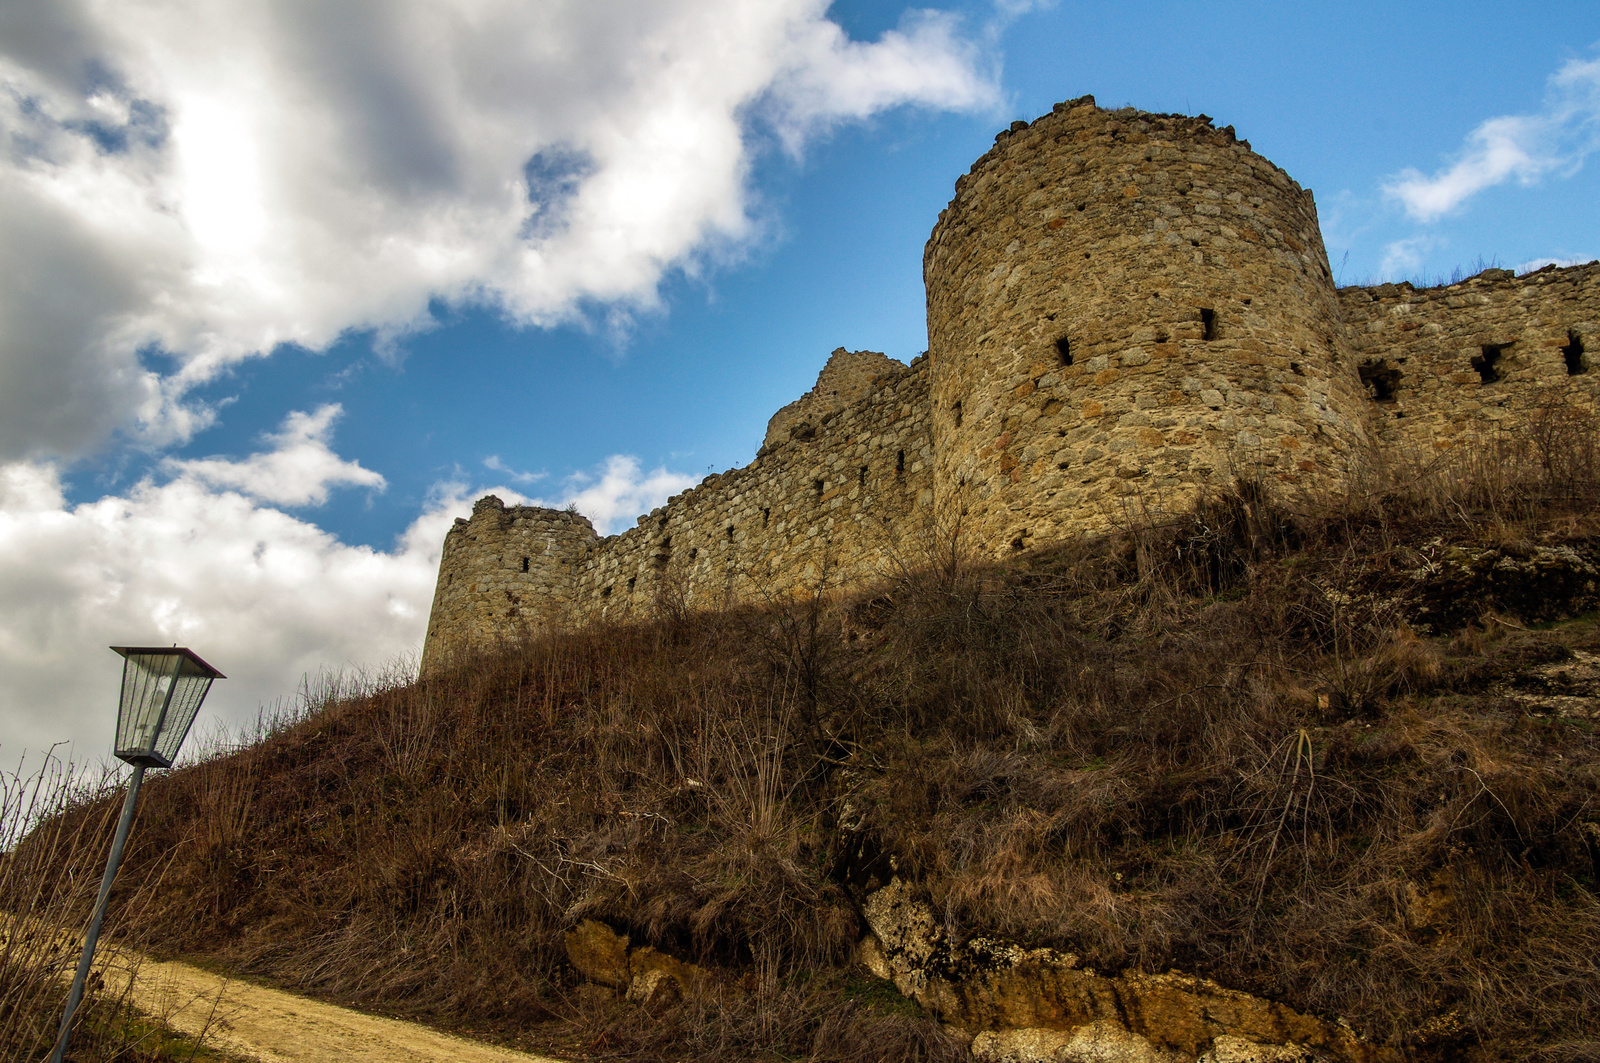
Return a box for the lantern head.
[109,647,225,768]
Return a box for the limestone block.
[972,1022,1185,1063]
[564,919,630,988]
[625,967,682,1009]
[1196,1037,1318,1063]
[856,934,893,980]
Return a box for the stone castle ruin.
[422,95,1600,669]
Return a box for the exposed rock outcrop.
[859,879,1397,1063]
[564,919,715,1009]
[1404,538,1600,632]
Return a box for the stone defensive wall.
[423,350,933,667]
[422,95,1599,669]
[1339,263,1599,450]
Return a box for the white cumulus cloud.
[0,0,999,463]
[0,437,697,764]
[166,405,385,507]
[1385,51,1600,222]
[1379,235,1439,278]
[482,455,546,487]
[0,0,997,773]
[1517,255,1598,274]
[0,458,455,767]
[534,455,699,536]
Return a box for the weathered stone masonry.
[925,97,1374,553]
[422,95,1599,669]
[1340,264,1600,450]
[424,350,934,667]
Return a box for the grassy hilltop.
[19,430,1600,1063]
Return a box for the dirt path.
[96,951,569,1063]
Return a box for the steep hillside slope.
[40,441,1600,1063]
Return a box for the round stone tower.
[923,96,1370,554]
[421,496,597,670]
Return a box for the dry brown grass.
[567,973,968,1063]
[0,751,233,1061]
[24,419,1600,1062]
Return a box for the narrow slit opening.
[520,556,530,573]
[1054,335,1072,366]
[896,450,905,474]
[1200,308,1218,341]
[1563,330,1586,375]
[953,401,963,428]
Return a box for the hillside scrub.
[26,431,1600,1062]
[0,754,241,1062]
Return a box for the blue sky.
[2,0,1597,767]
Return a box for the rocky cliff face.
[560,876,1403,1063]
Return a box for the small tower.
[420,496,598,670]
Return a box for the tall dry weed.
[0,749,218,1061]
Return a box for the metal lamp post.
[50,646,224,1063]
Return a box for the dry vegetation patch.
[24,438,1600,1062]
[0,756,244,1061]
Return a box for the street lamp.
[50,646,224,1063]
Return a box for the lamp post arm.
[49,762,147,1063]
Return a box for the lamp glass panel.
[115,653,213,767]
[151,660,213,766]
[116,653,175,760]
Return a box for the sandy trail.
[90,948,569,1063]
